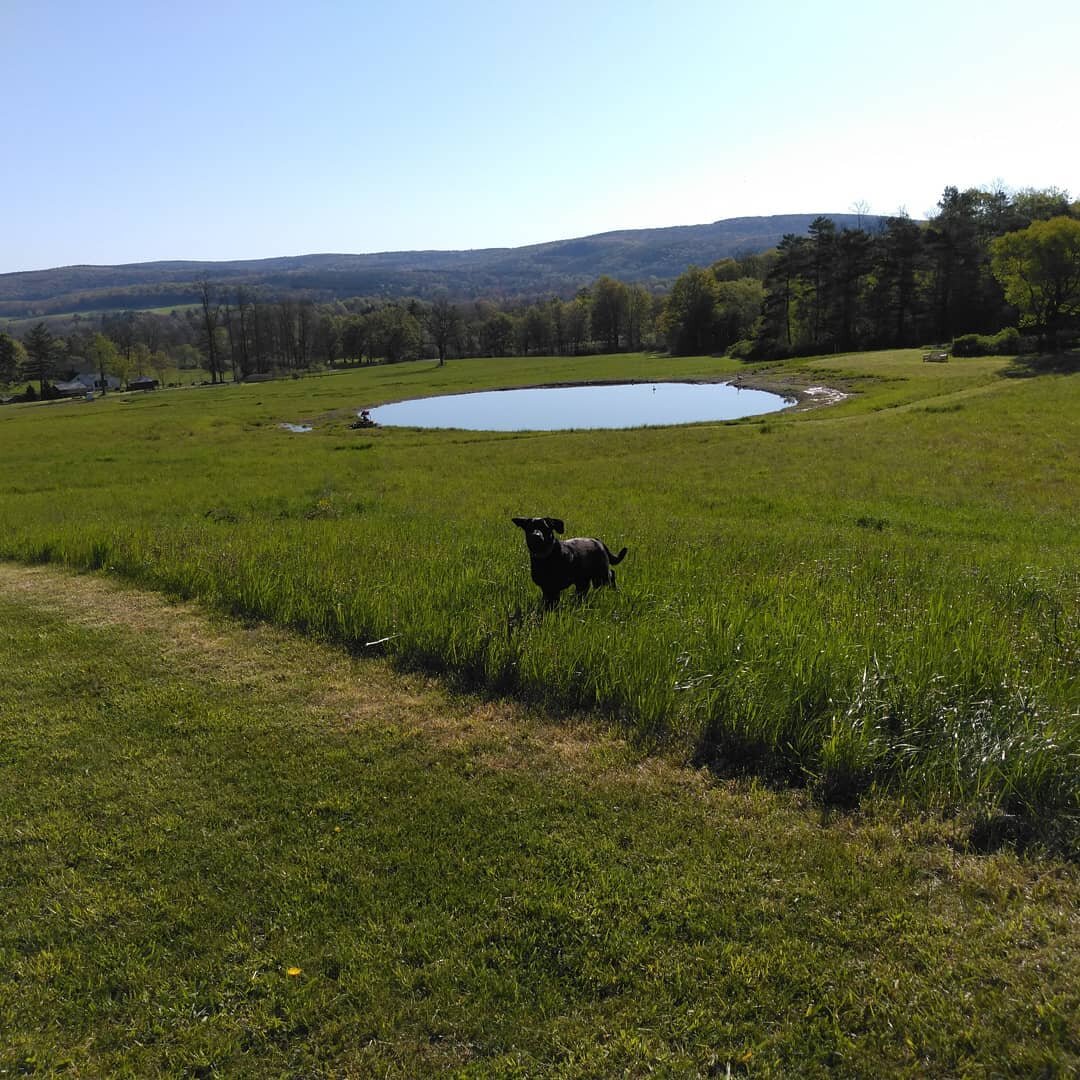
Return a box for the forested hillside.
[0,214,878,317]
[2,187,1077,396]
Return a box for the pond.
[366,381,793,431]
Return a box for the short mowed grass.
[1,569,1077,1076]
[0,349,1075,845]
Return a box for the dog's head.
[512,516,564,557]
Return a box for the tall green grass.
[0,350,1076,845]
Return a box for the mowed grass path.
[1,565,1077,1077]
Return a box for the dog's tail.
[606,544,628,565]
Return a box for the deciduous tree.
[714,278,764,351]
[197,280,226,383]
[1010,187,1073,228]
[591,276,627,352]
[479,311,514,357]
[132,342,151,376]
[661,266,718,355]
[373,304,422,363]
[340,314,372,364]
[991,216,1080,346]
[516,305,553,356]
[87,332,119,394]
[427,296,461,365]
[0,332,25,386]
[149,350,173,385]
[625,285,655,351]
[564,295,590,355]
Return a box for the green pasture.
[2,572,1077,1076]
[0,349,1076,843]
[2,303,200,333]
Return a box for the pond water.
[366,381,793,431]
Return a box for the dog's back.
[561,537,622,581]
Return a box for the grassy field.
[0,349,1075,846]
[1,303,202,335]
[1,349,1078,1074]
[1,565,1077,1076]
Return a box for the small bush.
[992,326,1021,353]
[951,334,985,357]
[952,327,1020,356]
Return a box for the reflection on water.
[367,382,793,431]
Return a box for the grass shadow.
[690,719,805,791]
[377,360,447,377]
[964,811,1079,863]
[1000,350,1079,379]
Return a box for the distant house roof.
[71,372,121,390]
[54,380,92,397]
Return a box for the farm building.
[54,372,122,395]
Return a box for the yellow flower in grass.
[286,966,302,977]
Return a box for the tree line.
[0,277,670,392]
[3,185,1078,396]
[669,186,1080,359]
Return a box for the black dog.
[512,517,627,608]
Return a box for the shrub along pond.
[367,381,793,430]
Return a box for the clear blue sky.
[3,0,1077,273]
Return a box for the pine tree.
[22,323,56,396]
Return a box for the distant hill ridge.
[0,213,885,318]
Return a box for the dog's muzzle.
[526,531,555,557]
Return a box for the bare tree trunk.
[236,288,252,377]
[197,280,222,383]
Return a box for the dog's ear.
[545,517,565,534]
[511,517,529,529]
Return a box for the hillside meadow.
[0,348,1076,847]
